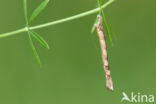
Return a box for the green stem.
[0,28,27,38]
[24,0,29,26]
[0,0,114,38]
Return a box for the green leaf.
[91,15,99,34]
[105,16,117,41]
[23,0,28,25]
[96,0,114,46]
[28,31,41,66]
[102,12,113,46]
[29,30,50,49]
[29,0,49,23]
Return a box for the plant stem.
[23,0,28,26]
[0,0,114,38]
[0,28,27,38]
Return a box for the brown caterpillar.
[95,15,114,91]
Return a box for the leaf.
[28,31,41,66]
[23,0,28,25]
[96,0,113,46]
[91,15,99,34]
[105,15,117,41]
[29,30,50,49]
[102,11,113,46]
[29,0,49,23]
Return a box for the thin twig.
[0,0,114,38]
[96,15,113,91]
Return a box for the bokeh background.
[0,0,156,104]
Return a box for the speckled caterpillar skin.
[96,15,113,91]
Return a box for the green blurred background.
[0,0,156,104]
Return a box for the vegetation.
[0,0,115,66]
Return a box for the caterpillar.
[96,15,114,91]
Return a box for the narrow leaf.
[105,15,117,41]
[28,32,41,66]
[29,0,49,23]
[23,0,28,25]
[102,12,113,46]
[96,0,113,46]
[29,30,50,49]
[91,15,99,34]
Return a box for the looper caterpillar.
[95,15,114,91]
